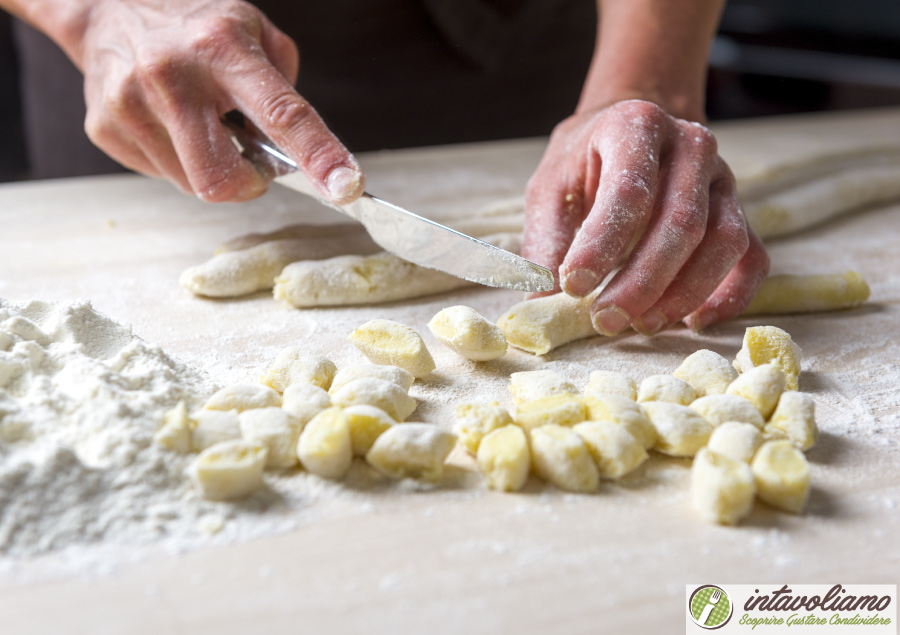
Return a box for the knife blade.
[224,118,555,293]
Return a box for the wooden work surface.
[1,108,899,633]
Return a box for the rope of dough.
[273,233,520,308]
[497,271,871,355]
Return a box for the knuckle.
[663,204,706,245]
[260,90,314,133]
[611,169,655,206]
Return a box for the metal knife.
[224,117,554,293]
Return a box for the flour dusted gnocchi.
[329,363,414,395]
[296,407,353,479]
[280,383,332,425]
[239,407,302,469]
[154,401,192,453]
[508,369,578,405]
[476,425,530,492]
[530,425,599,493]
[691,448,757,525]
[637,374,697,405]
[343,405,396,456]
[733,326,802,391]
[583,370,637,401]
[706,422,763,463]
[672,349,738,397]
[751,440,811,513]
[689,394,765,429]
[454,401,514,454]
[428,305,507,361]
[642,402,714,457]
[189,440,267,501]
[190,409,242,452]
[365,424,456,483]
[741,271,870,317]
[259,348,336,392]
[204,383,282,412]
[514,394,586,432]
[582,394,657,449]
[726,363,786,419]
[330,377,417,421]
[573,421,648,479]
[349,319,435,378]
[765,391,818,451]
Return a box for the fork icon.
[698,589,722,625]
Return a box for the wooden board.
[1,108,899,634]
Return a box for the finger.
[631,164,749,335]
[558,101,665,297]
[589,124,718,336]
[225,56,363,204]
[522,153,592,298]
[683,228,770,331]
[259,18,300,84]
[163,106,269,202]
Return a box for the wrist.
[12,0,96,67]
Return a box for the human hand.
[64,0,363,203]
[522,99,769,335]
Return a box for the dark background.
[1,0,899,183]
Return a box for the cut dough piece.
[189,440,267,501]
[280,383,332,426]
[508,370,578,405]
[706,421,763,463]
[239,407,302,469]
[529,425,600,493]
[573,421,648,479]
[343,404,396,456]
[583,370,638,401]
[476,425,531,492]
[637,374,697,405]
[690,394,765,429]
[204,383,282,412]
[726,364,786,420]
[365,424,456,483]
[296,407,353,479]
[672,350,738,397]
[691,448,757,526]
[181,225,380,298]
[454,401,514,455]
[428,305,508,361]
[582,394,657,450]
[498,272,870,355]
[154,401,192,453]
[274,232,520,307]
[642,402,714,457]
[348,319,435,378]
[330,377,417,421]
[765,391,818,451]
[190,409,242,452]
[741,272,870,317]
[514,394,586,432]
[329,363,414,395]
[751,440,811,513]
[733,326,802,391]
[259,349,336,392]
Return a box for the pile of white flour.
[0,299,220,556]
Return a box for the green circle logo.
[689,585,733,629]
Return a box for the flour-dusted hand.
[9,0,363,203]
[523,100,769,336]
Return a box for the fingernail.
[592,305,631,336]
[562,269,600,297]
[684,309,718,332]
[634,309,668,336]
[326,166,362,202]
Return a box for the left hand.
[522,99,769,335]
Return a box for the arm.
[0,0,364,204]
[522,0,769,334]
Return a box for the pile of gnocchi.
[154,304,816,527]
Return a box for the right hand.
[66,0,363,203]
